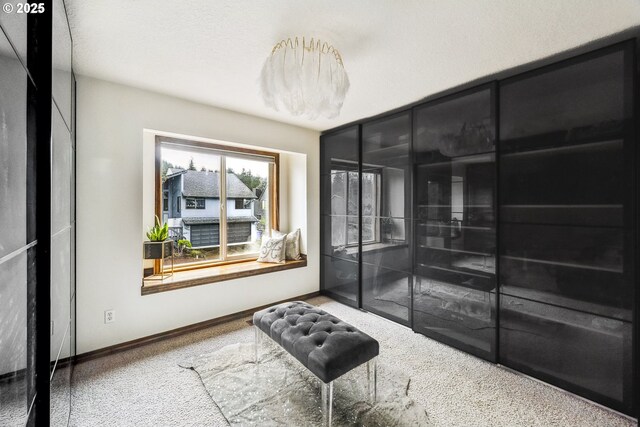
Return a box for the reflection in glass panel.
[53,0,72,128]
[361,173,377,242]
[50,229,70,369]
[412,85,496,361]
[414,88,494,158]
[414,274,495,358]
[500,139,624,227]
[225,156,271,258]
[498,44,633,413]
[161,147,222,266]
[415,156,496,281]
[320,127,358,173]
[326,170,359,253]
[52,108,72,235]
[0,250,29,425]
[320,126,359,307]
[361,112,412,323]
[0,1,27,65]
[500,294,631,405]
[500,50,626,146]
[362,264,410,324]
[50,331,71,427]
[347,172,358,217]
[362,112,411,169]
[330,172,347,215]
[361,218,411,273]
[322,255,358,303]
[0,32,27,258]
[330,216,346,248]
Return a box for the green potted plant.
[143,216,173,261]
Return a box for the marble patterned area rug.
[181,340,430,426]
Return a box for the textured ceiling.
[66,0,640,131]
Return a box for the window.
[157,136,278,270]
[177,196,181,213]
[186,197,206,209]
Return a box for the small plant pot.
[143,240,174,260]
[143,240,174,280]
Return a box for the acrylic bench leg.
[367,357,377,404]
[254,325,261,364]
[321,381,333,426]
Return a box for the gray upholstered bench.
[253,301,379,426]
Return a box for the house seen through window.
[159,139,276,269]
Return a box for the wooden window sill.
[141,256,307,295]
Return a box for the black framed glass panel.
[0,1,27,68]
[50,227,70,372]
[320,126,360,306]
[412,84,497,361]
[500,294,632,411]
[498,42,634,414]
[362,264,411,324]
[52,0,72,129]
[0,250,31,424]
[361,111,412,325]
[0,33,27,259]
[0,28,31,426]
[49,330,71,426]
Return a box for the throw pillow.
[257,235,286,264]
[273,228,302,260]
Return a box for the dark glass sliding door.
[320,126,360,307]
[50,0,75,424]
[412,85,497,361]
[498,42,635,413]
[0,12,33,425]
[361,112,412,325]
[319,39,637,417]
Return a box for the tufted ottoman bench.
[253,301,379,426]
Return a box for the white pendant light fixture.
[259,37,350,120]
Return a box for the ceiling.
[66,0,640,131]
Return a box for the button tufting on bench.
[253,301,380,383]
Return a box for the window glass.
[226,156,270,259]
[186,198,205,209]
[161,147,221,265]
[159,143,275,268]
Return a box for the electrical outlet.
[104,310,115,324]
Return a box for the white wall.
[76,76,320,354]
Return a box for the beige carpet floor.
[69,296,636,426]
